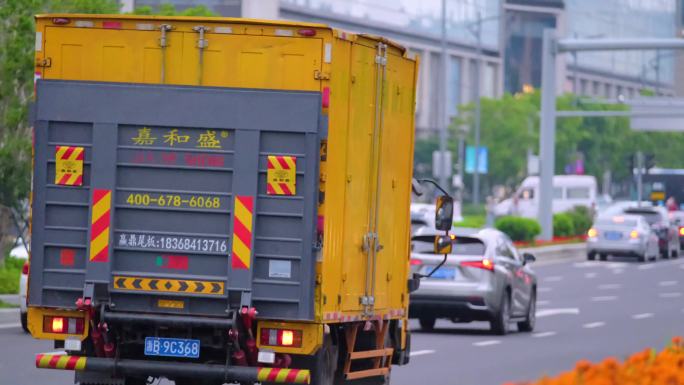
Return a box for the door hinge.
[360,296,375,306]
[36,57,52,68]
[375,42,388,66]
[314,70,330,80]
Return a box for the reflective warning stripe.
[231,196,253,269]
[257,368,310,384]
[89,189,111,262]
[36,354,86,371]
[113,276,224,295]
[55,146,84,186]
[266,155,296,195]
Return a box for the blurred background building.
[120,0,680,136]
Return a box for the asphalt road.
[1,256,683,385]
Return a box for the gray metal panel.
[35,80,320,134]
[31,80,320,320]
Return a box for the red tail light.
[409,259,422,266]
[22,262,29,275]
[43,316,85,334]
[260,328,303,348]
[460,259,495,271]
[102,21,122,29]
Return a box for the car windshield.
[411,235,486,255]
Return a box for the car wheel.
[490,291,510,335]
[661,249,669,259]
[671,248,679,259]
[517,291,536,332]
[587,253,596,261]
[419,317,435,332]
[637,254,646,263]
[20,312,28,333]
[599,254,607,261]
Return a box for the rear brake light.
[260,328,303,347]
[679,227,684,236]
[630,230,639,239]
[52,18,70,25]
[43,316,85,334]
[409,259,422,266]
[297,28,316,37]
[587,228,598,238]
[460,259,494,271]
[22,262,29,275]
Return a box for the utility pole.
[636,152,644,206]
[472,11,483,205]
[437,0,449,193]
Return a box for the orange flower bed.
[505,337,684,385]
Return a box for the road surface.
[1,256,683,385]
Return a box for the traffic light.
[644,154,655,173]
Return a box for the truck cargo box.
[30,14,417,323]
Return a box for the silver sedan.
[587,214,659,262]
[409,228,537,335]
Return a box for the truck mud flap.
[36,354,310,384]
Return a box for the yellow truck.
[27,14,452,385]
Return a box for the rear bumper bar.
[102,311,234,329]
[36,354,310,384]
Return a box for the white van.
[494,175,598,218]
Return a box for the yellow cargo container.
[30,14,422,385]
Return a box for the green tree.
[133,4,217,16]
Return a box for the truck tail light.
[461,259,494,271]
[44,316,85,334]
[22,262,29,275]
[260,328,302,348]
[409,259,422,266]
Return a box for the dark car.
[624,207,680,258]
[409,228,538,335]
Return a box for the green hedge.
[495,216,541,242]
[566,206,593,236]
[0,257,22,294]
[553,213,575,237]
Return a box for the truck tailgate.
[29,80,321,320]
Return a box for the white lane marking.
[473,340,501,347]
[544,276,563,282]
[410,349,435,357]
[638,264,655,270]
[538,287,553,293]
[0,323,21,329]
[659,292,682,298]
[598,283,622,290]
[583,322,606,329]
[585,272,598,279]
[659,280,678,287]
[632,313,654,320]
[591,296,618,302]
[532,331,557,338]
[537,300,551,306]
[612,269,624,275]
[536,308,580,317]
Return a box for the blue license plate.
[144,337,200,358]
[428,267,456,280]
[605,231,622,240]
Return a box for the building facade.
[120,0,679,133]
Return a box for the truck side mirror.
[434,235,452,255]
[435,196,454,231]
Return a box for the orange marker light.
[52,317,64,333]
[281,330,294,346]
[679,227,684,236]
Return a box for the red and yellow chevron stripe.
[54,146,84,186]
[266,155,296,195]
[231,196,254,270]
[89,189,112,262]
[257,367,310,384]
[35,354,86,371]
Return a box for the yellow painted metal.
[35,14,417,324]
[27,307,90,341]
[256,321,323,355]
